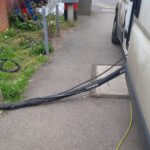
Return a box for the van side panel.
[138,0,150,33]
[127,22,150,133]
[125,0,150,147]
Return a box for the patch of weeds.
[19,36,37,49]
[0,46,16,59]
[15,20,41,31]
[36,55,48,63]
[0,60,18,72]
[47,15,76,35]
[8,12,41,31]
[59,15,76,29]
[30,42,46,55]
[30,42,54,55]
[0,54,48,102]
[2,28,17,38]
[0,28,17,43]
[19,35,54,55]
[0,78,27,102]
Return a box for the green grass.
[60,15,76,29]
[0,27,52,102]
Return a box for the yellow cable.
[116,101,133,150]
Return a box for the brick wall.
[7,0,15,11]
[0,0,9,32]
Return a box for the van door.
[117,0,133,48]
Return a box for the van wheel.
[112,19,120,44]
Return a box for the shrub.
[8,11,41,31]
[30,42,54,55]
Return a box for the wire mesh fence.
[47,0,60,13]
[36,0,60,54]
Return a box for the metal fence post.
[42,7,49,55]
[56,4,60,35]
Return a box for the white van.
[112,0,150,148]
[112,0,141,53]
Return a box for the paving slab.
[91,65,129,98]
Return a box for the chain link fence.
[35,0,62,54]
[47,0,60,13]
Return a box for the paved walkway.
[0,1,143,150]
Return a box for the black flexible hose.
[56,56,126,96]
[0,66,126,110]
[0,58,21,73]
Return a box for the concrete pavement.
[0,0,144,150]
[92,65,129,98]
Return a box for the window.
[134,0,141,18]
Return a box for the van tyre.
[112,19,120,44]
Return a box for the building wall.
[7,0,15,10]
[0,0,9,32]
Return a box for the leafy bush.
[0,78,27,102]
[0,28,17,43]
[8,12,41,31]
[3,28,17,37]
[19,36,37,49]
[30,42,54,55]
[0,46,16,59]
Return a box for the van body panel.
[118,0,132,31]
[138,0,150,35]
[113,0,150,145]
[127,21,150,132]
[124,1,133,32]
[126,69,150,150]
[117,0,133,47]
[126,67,150,149]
